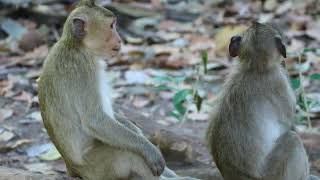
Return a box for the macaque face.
[71,7,122,59]
[83,16,122,59]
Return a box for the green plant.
[289,48,320,127]
[154,51,208,121]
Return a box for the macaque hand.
[143,146,165,176]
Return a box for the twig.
[298,52,312,128]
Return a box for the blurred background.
[0,0,319,179]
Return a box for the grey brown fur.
[38,0,199,180]
[206,22,319,180]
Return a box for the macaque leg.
[263,131,309,180]
[78,145,158,180]
[65,161,80,177]
[115,113,197,179]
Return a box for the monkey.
[206,22,320,180]
[38,0,199,180]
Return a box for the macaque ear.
[72,17,87,39]
[229,36,242,57]
[275,37,286,58]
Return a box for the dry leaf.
[13,91,32,103]
[27,111,42,122]
[39,146,61,161]
[0,109,13,122]
[132,96,151,108]
[24,163,55,175]
[0,130,15,142]
[0,80,13,96]
[306,21,320,41]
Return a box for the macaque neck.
[96,59,115,119]
[239,57,280,72]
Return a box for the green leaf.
[302,48,317,53]
[154,85,172,91]
[173,89,193,105]
[170,110,182,120]
[172,77,186,84]
[290,78,301,90]
[153,76,172,83]
[174,102,187,115]
[201,51,208,74]
[309,73,320,80]
[172,89,193,115]
[193,91,203,112]
[154,76,185,85]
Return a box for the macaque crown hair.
[77,0,96,7]
[229,21,287,69]
[61,0,115,43]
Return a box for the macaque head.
[63,0,121,59]
[229,22,286,63]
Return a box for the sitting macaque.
[38,0,199,179]
[206,22,320,180]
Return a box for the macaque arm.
[114,112,143,135]
[81,110,152,154]
[80,108,167,176]
[263,131,308,179]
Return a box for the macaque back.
[206,22,317,180]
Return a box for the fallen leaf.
[275,1,292,15]
[125,70,152,84]
[27,111,42,122]
[19,30,44,51]
[0,139,32,153]
[39,145,61,161]
[306,21,320,41]
[0,109,13,122]
[24,163,55,174]
[10,139,32,148]
[0,130,15,142]
[264,0,278,11]
[13,91,32,103]
[26,143,53,157]
[187,112,209,121]
[52,160,67,173]
[0,18,27,40]
[171,142,188,152]
[132,96,151,108]
[0,80,13,96]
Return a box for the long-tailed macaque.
[38,0,198,180]
[206,22,320,180]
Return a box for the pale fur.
[97,59,115,119]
